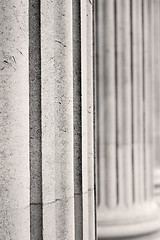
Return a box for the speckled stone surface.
[0,1,30,239]
[0,0,96,239]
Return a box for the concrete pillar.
[0,0,96,239]
[96,0,160,238]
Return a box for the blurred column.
[96,0,160,238]
[153,0,160,198]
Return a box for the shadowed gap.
[73,1,83,239]
[93,0,97,238]
[142,0,146,201]
[29,0,43,239]
[130,0,135,204]
[114,0,119,205]
[96,0,100,208]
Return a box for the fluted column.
[153,0,160,197]
[0,0,96,239]
[97,0,160,238]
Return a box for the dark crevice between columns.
[29,0,43,239]
[73,1,83,239]
[114,0,119,206]
[130,0,135,204]
[142,0,146,201]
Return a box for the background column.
[152,0,160,198]
[96,0,160,238]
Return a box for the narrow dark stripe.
[130,0,135,203]
[103,0,107,206]
[29,0,43,239]
[142,0,146,200]
[72,1,83,239]
[93,0,98,237]
[96,0,100,207]
[114,0,119,205]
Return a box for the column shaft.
[97,0,160,238]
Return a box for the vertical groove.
[93,0,97,236]
[29,0,43,239]
[150,0,154,198]
[157,1,160,171]
[114,0,119,206]
[154,0,158,170]
[103,0,107,207]
[158,0,160,171]
[72,0,83,239]
[142,0,146,201]
[150,0,155,198]
[96,0,100,207]
[130,0,135,204]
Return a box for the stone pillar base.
[98,203,160,239]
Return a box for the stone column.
[96,0,160,238]
[0,0,96,239]
[153,0,160,197]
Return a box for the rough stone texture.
[0,1,30,239]
[0,0,95,239]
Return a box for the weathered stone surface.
[0,1,30,239]
[0,0,95,239]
